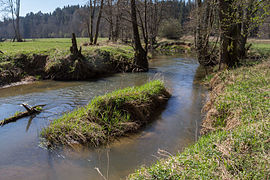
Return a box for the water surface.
[0,56,206,180]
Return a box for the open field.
[178,36,270,56]
[128,60,270,179]
[249,39,270,57]
[0,38,137,86]
[0,38,133,57]
[41,80,171,148]
[1,37,268,58]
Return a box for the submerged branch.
[0,104,45,126]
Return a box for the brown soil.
[0,50,137,88]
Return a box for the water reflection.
[0,56,206,180]
[25,115,36,132]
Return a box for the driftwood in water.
[0,104,45,126]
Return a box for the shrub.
[159,18,182,40]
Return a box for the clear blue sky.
[21,0,88,16]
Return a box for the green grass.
[0,38,101,54]
[0,38,135,84]
[0,38,134,60]
[128,60,270,179]
[41,80,171,148]
[250,42,270,57]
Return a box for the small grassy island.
[128,60,270,179]
[42,80,171,148]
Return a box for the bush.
[159,19,182,40]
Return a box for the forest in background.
[0,0,269,41]
[0,1,268,41]
[0,0,194,39]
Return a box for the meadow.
[249,39,270,57]
[0,38,134,57]
[0,38,132,54]
[1,37,269,57]
[0,38,136,86]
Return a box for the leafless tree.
[130,0,148,71]
[89,0,97,44]
[4,0,23,42]
[94,0,105,44]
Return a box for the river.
[0,56,206,180]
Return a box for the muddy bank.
[0,49,137,87]
[154,41,193,55]
[0,41,194,88]
[41,80,171,148]
[0,41,193,88]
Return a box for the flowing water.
[0,56,206,180]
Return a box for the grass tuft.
[41,80,171,148]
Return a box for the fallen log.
[0,104,45,126]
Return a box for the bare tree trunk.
[195,0,205,65]
[112,0,122,42]
[113,13,120,42]
[130,0,148,71]
[8,0,22,42]
[70,33,82,58]
[137,0,149,55]
[239,0,254,60]
[195,0,216,67]
[149,0,163,47]
[94,0,105,45]
[144,0,148,54]
[89,0,96,44]
[218,0,230,68]
[86,21,91,41]
[219,0,240,68]
[107,0,113,41]
[9,0,17,42]
[15,0,22,42]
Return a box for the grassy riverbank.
[0,38,191,87]
[42,80,171,148]
[128,60,270,179]
[0,38,135,86]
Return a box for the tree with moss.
[195,0,270,68]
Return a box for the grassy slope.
[0,38,134,83]
[128,60,270,179]
[42,80,171,148]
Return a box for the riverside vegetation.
[128,59,270,179]
[42,80,171,148]
[0,38,135,86]
[0,38,192,87]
